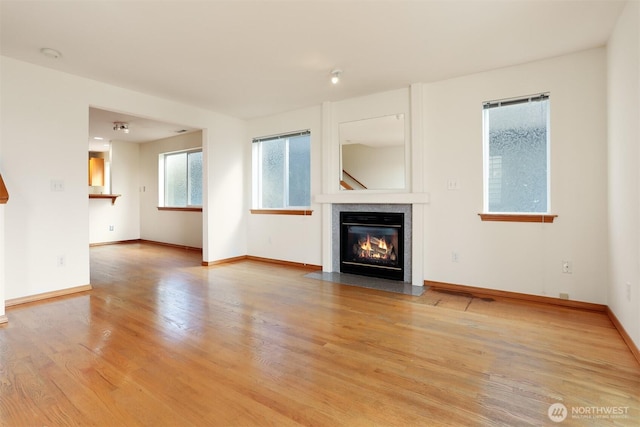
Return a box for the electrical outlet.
[57,255,65,267]
[562,260,572,274]
[447,179,460,190]
[50,179,65,192]
[451,251,459,263]
[109,225,114,231]
[626,282,632,302]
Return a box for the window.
[483,94,550,215]
[159,149,202,208]
[252,130,311,210]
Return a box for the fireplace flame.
[357,234,393,260]
[360,235,371,252]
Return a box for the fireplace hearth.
[340,211,404,281]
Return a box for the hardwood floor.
[1,242,638,426]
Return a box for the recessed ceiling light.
[113,122,130,133]
[40,47,62,59]
[93,137,104,140]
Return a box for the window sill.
[158,207,203,212]
[478,213,557,223]
[250,209,313,216]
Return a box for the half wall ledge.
[89,194,121,205]
[0,173,9,204]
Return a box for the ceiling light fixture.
[40,47,62,59]
[331,69,342,85]
[113,122,130,133]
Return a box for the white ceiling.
[0,0,627,142]
[88,107,198,151]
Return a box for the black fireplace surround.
[340,211,404,281]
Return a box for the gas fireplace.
[340,211,404,281]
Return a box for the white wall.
[1,56,246,301]
[206,122,248,262]
[89,140,141,244]
[2,59,91,299]
[139,132,203,248]
[422,48,608,304]
[247,105,322,265]
[607,0,640,349]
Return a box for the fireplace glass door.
[340,212,404,281]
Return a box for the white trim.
[315,192,429,205]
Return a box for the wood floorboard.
[0,241,638,426]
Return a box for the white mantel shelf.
[315,192,429,205]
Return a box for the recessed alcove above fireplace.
[317,85,429,288]
[332,204,412,283]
